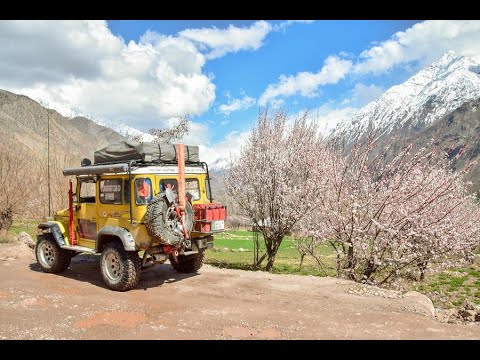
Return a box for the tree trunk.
[346,241,356,280]
[363,258,376,281]
[0,208,13,232]
[254,252,267,268]
[264,235,282,272]
[299,253,305,270]
[265,253,276,272]
[418,261,428,281]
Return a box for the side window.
[124,179,131,204]
[205,177,211,201]
[159,179,178,192]
[79,180,96,203]
[185,178,200,201]
[135,178,152,205]
[99,179,123,204]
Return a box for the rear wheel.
[100,242,141,291]
[169,251,205,273]
[35,234,71,273]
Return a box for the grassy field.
[414,266,480,308]
[0,219,38,243]
[206,230,336,276]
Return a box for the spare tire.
[145,192,194,245]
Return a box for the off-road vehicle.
[35,141,227,291]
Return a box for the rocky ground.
[0,235,479,340]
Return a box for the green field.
[206,230,336,276]
[0,219,38,243]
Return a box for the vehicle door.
[75,177,98,248]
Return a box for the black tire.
[35,234,71,273]
[100,242,141,291]
[169,252,205,273]
[145,192,194,245]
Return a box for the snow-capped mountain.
[346,51,480,134]
[338,51,480,194]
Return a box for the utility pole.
[47,110,51,217]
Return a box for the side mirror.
[72,193,77,203]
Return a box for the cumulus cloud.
[179,21,273,59]
[0,20,123,87]
[178,20,314,60]
[259,20,480,108]
[0,20,216,131]
[354,20,480,74]
[258,56,352,106]
[218,95,256,115]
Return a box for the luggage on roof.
[94,141,200,164]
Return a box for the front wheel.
[35,234,71,273]
[169,251,205,273]
[100,242,141,291]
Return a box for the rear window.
[159,179,178,192]
[159,178,200,201]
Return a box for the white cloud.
[273,20,315,32]
[178,20,314,60]
[259,56,352,106]
[0,20,216,131]
[0,20,123,87]
[341,83,384,107]
[354,20,480,74]
[218,95,256,115]
[259,20,480,108]
[306,105,359,135]
[179,21,273,60]
[199,130,251,169]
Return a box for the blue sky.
[1,20,480,165]
[108,20,419,143]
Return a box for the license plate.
[212,220,224,231]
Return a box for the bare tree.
[0,146,42,232]
[297,129,480,284]
[225,109,329,271]
[149,116,190,144]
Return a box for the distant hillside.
[0,89,126,217]
[339,52,480,195]
[0,89,124,165]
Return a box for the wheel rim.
[165,207,180,233]
[39,242,55,268]
[104,252,122,282]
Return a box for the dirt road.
[0,242,479,340]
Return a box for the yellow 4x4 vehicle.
[35,141,226,291]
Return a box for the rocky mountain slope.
[0,89,124,164]
[341,51,480,194]
[347,51,480,135]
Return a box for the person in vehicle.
[136,178,152,204]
